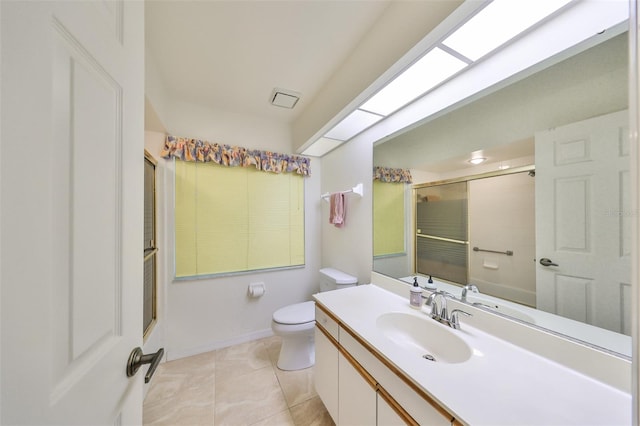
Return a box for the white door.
[1,1,145,424]
[535,110,631,334]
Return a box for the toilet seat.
[273,301,315,325]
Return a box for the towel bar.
[321,183,363,201]
[473,246,513,256]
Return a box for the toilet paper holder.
[248,282,265,298]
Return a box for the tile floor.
[143,336,335,426]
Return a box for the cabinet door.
[377,393,406,426]
[314,327,339,423]
[340,328,454,425]
[338,352,377,425]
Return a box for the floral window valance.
[373,166,412,183]
[160,135,311,177]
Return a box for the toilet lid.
[273,301,315,325]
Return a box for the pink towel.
[329,193,346,227]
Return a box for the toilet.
[271,268,357,370]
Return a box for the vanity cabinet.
[377,392,405,426]
[338,351,377,425]
[315,304,457,426]
[314,327,338,423]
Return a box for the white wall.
[145,48,171,129]
[153,100,322,360]
[469,172,536,306]
[321,137,373,284]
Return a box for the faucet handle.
[425,292,439,318]
[424,291,436,304]
[426,291,455,321]
[450,309,472,330]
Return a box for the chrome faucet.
[426,291,449,322]
[461,284,479,302]
[426,290,472,330]
[449,309,472,330]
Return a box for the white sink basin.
[376,312,473,364]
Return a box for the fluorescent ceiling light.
[324,109,384,141]
[301,137,343,157]
[300,0,625,157]
[360,47,468,116]
[386,0,628,136]
[442,0,572,61]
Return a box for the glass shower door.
[415,181,468,284]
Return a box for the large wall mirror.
[373,21,631,357]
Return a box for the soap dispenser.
[409,277,422,309]
[425,275,437,290]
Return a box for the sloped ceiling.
[144,0,464,150]
[145,0,392,124]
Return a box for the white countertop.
[399,275,632,358]
[314,284,631,426]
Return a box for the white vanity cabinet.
[377,392,407,426]
[315,304,457,426]
[338,351,377,425]
[314,308,339,423]
[314,284,631,425]
[316,305,377,425]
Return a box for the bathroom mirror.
[373,26,631,357]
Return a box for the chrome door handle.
[126,347,164,383]
[539,258,559,267]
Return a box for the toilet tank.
[318,268,358,292]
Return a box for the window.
[143,150,158,338]
[373,180,406,257]
[174,160,304,278]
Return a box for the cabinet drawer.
[340,327,454,426]
[315,304,339,340]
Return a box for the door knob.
[539,258,559,267]
[126,347,164,383]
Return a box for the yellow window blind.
[175,161,305,278]
[373,180,405,257]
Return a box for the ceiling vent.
[270,88,300,109]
